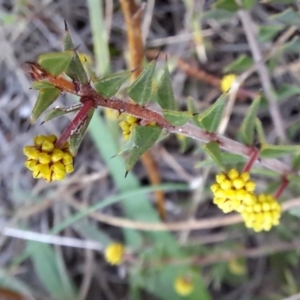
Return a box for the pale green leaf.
[31,87,60,123]
[126,126,162,173]
[156,64,176,109]
[260,144,300,158]
[127,60,156,105]
[271,8,300,25]
[197,94,227,132]
[258,25,284,43]
[43,103,83,123]
[38,52,73,76]
[223,54,253,73]
[239,97,261,145]
[213,0,239,12]
[163,110,193,126]
[94,70,131,98]
[202,142,224,170]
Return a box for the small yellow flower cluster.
[211,169,282,232]
[104,243,125,265]
[174,276,193,297]
[119,115,138,140]
[241,194,281,232]
[23,134,74,182]
[211,169,256,213]
[220,74,237,93]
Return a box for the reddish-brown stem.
[27,63,295,176]
[274,176,289,199]
[243,148,260,172]
[55,99,94,149]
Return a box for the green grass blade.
[87,0,110,75]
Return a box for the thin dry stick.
[66,197,300,232]
[238,9,286,143]
[0,227,103,251]
[79,249,95,300]
[120,0,166,220]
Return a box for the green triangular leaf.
[202,9,235,23]
[125,125,162,173]
[127,60,156,105]
[255,118,266,145]
[241,0,257,9]
[32,80,56,90]
[187,96,202,127]
[65,51,89,84]
[223,54,253,73]
[197,94,227,132]
[63,22,74,51]
[239,97,261,145]
[292,154,300,170]
[276,84,300,101]
[213,0,239,12]
[202,141,224,170]
[271,8,300,26]
[63,25,89,84]
[69,107,95,156]
[94,70,132,98]
[283,37,300,54]
[258,25,284,43]
[156,64,176,110]
[43,103,83,123]
[163,110,193,126]
[38,52,73,76]
[31,87,61,123]
[260,144,300,158]
[195,153,246,169]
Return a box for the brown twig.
[66,197,300,232]
[120,0,166,220]
[27,62,295,176]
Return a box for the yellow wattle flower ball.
[220,74,237,93]
[104,243,125,265]
[211,169,256,213]
[241,194,282,232]
[174,276,193,297]
[119,115,138,140]
[23,134,74,182]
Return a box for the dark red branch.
[243,147,260,172]
[55,98,94,149]
[274,176,289,199]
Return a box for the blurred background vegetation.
[1,0,300,299]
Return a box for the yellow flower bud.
[104,243,125,265]
[220,74,237,93]
[174,276,193,297]
[24,134,75,182]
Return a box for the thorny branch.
[27,62,295,176]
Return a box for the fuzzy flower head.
[211,169,256,213]
[119,115,138,140]
[220,74,237,93]
[104,243,125,265]
[241,194,282,232]
[174,276,193,297]
[23,134,74,182]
